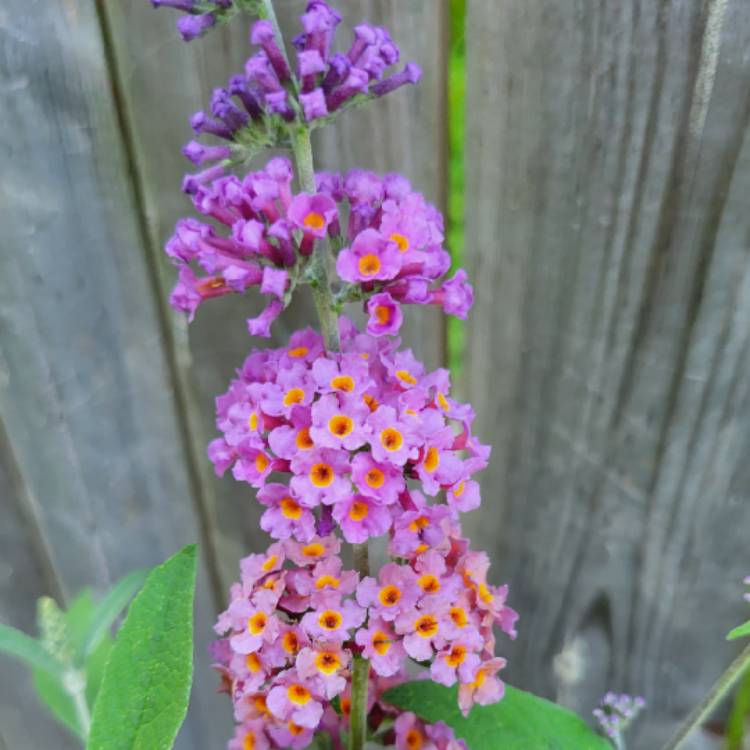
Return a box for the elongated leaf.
[728,621,750,641]
[383,681,611,750]
[87,545,198,750]
[76,568,148,660]
[0,623,62,676]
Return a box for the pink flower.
[228,602,280,655]
[289,448,352,506]
[296,643,350,698]
[336,228,402,282]
[367,405,417,466]
[355,617,405,677]
[457,657,507,716]
[366,292,403,337]
[258,484,317,542]
[284,535,341,567]
[356,563,420,621]
[267,668,325,729]
[228,721,271,750]
[430,639,482,687]
[332,494,392,543]
[300,593,365,640]
[288,192,339,238]
[351,452,404,504]
[394,604,452,662]
[310,394,370,450]
[311,354,372,396]
[394,712,435,750]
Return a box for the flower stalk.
[661,642,750,750]
[266,2,368,744]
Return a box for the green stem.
[661,642,750,750]
[349,654,370,750]
[63,668,91,740]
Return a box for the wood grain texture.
[463,0,750,745]
[0,2,226,747]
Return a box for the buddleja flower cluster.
[167,157,471,337]
[209,319,517,747]
[155,1,515,748]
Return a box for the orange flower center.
[282,631,300,654]
[280,497,302,519]
[283,387,305,407]
[315,651,342,675]
[295,427,314,450]
[348,500,369,521]
[246,652,262,673]
[450,606,469,628]
[288,722,305,736]
[414,614,439,638]
[247,611,267,635]
[390,232,410,253]
[375,305,391,324]
[288,346,309,358]
[445,645,467,668]
[378,584,402,607]
[319,609,343,631]
[365,467,385,488]
[262,554,278,572]
[408,515,430,533]
[372,630,392,655]
[418,574,441,594]
[287,684,311,706]
[315,574,340,589]
[331,375,355,392]
[453,481,466,498]
[302,542,325,558]
[363,393,379,412]
[243,731,256,750]
[303,211,325,230]
[396,369,417,386]
[310,463,334,487]
[248,411,259,431]
[358,253,382,276]
[253,694,269,715]
[437,391,450,411]
[423,447,440,473]
[328,414,354,438]
[255,453,270,473]
[406,729,424,750]
[380,427,404,452]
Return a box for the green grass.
[446,0,466,381]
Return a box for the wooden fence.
[1,1,749,748]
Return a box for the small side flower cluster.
[593,693,646,744]
[184,1,420,176]
[213,540,472,749]
[209,318,487,537]
[394,713,467,750]
[152,0,238,41]
[167,158,471,336]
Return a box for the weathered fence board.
[463,0,750,745]
[0,2,226,747]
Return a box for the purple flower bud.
[300,88,328,122]
[371,62,422,97]
[326,68,369,111]
[210,88,249,131]
[366,292,403,337]
[347,24,377,65]
[262,90,292,121]
[247,299,284,338]
[181,164,226,195]
[250,20,292,83]
[245,52,282,93]
[177,12,216,41]
[321,53,350,94]
[190,111,233,140]
[182,140,232,165]
[227,75,263,120]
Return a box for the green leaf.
[76,568,148,661]
[0,623,63,676]
[728,621,750,641]
[87,545,198,750]
[382,681,612,750]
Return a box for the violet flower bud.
[300,88,328,122]
[227,75,263,120]
[371,62,422,97]
[250,20,292,83]
[190,111,233,140]
[182,141,232,165]
[177,12,216,42]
